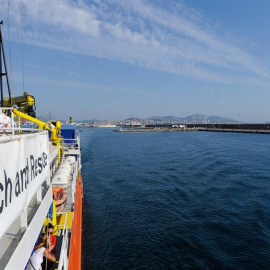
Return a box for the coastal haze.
[1,0,270,122]
[75,114,241,127]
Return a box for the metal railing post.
[11,109,14,135]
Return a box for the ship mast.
[0,20,12,107]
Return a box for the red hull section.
[68,174,83,270]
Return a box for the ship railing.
[56,212,69,270]
[57,154,79,205]
[2,181,52,270]
[0,126,41,134]
[61,134,81,173]
[0,128,47,144]
[57,156,79,205]
[61,137,80,150]
[0,107,43,136]
[62,129,81,146]
[71,162,78,204]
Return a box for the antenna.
[0,20,12,107]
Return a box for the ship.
[0,22,83,269]
[96,124,116,128]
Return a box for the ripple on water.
[81,129,270,269]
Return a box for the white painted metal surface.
[57,212,70,270]
[0,132,49,239]
[0,120,83,270]
[5,186,53,270]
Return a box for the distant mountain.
[185,114,208,122]
[147,116,184,121]
[125,116,142,121]
[78,114,240,124]
[207,115,239,123]
[147,114,240,123]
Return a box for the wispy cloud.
[13,73,143,93]
[2,0,270,85]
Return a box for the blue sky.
[1,0,270,122]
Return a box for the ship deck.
[0,126,82,270]
[0,181,50,270]
[0,137,58,270]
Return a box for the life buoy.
[52,187,67,212]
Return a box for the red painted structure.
[68,174,83,270]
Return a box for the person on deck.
[43,223,57,270]
[45,223,57,254]
[26,234,56,270]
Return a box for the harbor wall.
[145,123,270,130]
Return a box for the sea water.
[81,128,270,269]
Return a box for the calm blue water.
[81,128,270,270]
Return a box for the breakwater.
[146,123,270,130]
[114,127,196,133]
[198,127,270,134]
[114,127,270,134]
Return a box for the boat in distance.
[96,124,116,128]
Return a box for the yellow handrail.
[12,108,62,162]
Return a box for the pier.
[114,123,270,134]
[197,127,270,134]
[114,127,196,133]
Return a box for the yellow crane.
[1,92,36,117]
[1,91,62,162]
[12,108,62,163]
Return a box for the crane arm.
[12,108,62,145]
[12,108,49,130]
[12,108,62,163]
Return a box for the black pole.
[0,22,3,107]
[0,21,12,107]
[0,41,3,107]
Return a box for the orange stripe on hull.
[68,174,83,270]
